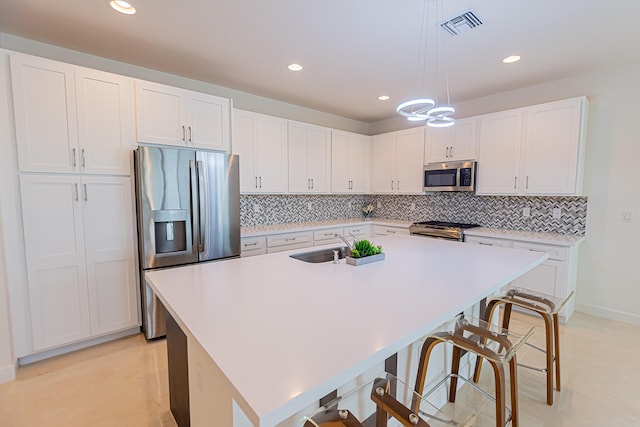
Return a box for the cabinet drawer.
[373,225,410,236]
[512,242,567,261]
[313,227,344,243]
[464,236,513,248]
[267,231,313,248]
[240,236,266,257]
[343,225,371,239]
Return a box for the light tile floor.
[1,311,639,426]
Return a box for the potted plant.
[346,239,385,266]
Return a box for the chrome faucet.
[334,233,354,250]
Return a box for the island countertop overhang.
[145,234,548,426]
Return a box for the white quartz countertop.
[465,227,585,246]
[145,235,547,426]
[241,218,413,237]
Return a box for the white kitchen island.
[145,234,547,427]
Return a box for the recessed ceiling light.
[288,63,303,72]
[110,0,136,15]
[378,95,390,101]
[502,55,521,64]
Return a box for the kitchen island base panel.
[167,313,189,427]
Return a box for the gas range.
[409,221,481,242]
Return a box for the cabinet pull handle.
[74,183,79,201]
[446,147,450,157]
[514,176,517,189]
[478,242,493,246]
[528,248,546,253]
[308,178,311,189]
[182,125,186,142]
[285,237,296,242]
[352,229,360,232]
[72,148,77,167]
[391,180,394,190]
[81,148,86,167]
[244,242,258,247]
[450,146,454,157]
[188,126,192,142]
[255,177,258,188]
[311,178,314,189]
[397,180,400,191]
[259,176,262,188]
[83,183,88,201]
[387,230,396,234]
[526,176,529,190]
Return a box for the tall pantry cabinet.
[9,53,139,353]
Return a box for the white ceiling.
[1,0,639,123]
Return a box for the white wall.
[372,63,640,325]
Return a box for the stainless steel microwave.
[423,161,477,192]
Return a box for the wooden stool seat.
[414,315,534,427]
[474,287,574,405]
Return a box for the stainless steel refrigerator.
[134,146,240,339]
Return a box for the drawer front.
[313,227,344,242]
[266,241,313,253]
[240,236,266,257]
[372,225,410,236]
[267,231,314,248]
[464,236,513,248]
[512,241,567,261]
[343,225,371,239]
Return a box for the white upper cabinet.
[135,80,230,151]
[476,109,524,195]
[10,54,134,175]
[288,121,331,193]
[75,67,134,175]
[232,109,288,193]
[11,54,79,174]
[426,117,477,163]
[331,130,369,193]
[372,127,424,194]
[476,97,588,196]
[521,97,587,195]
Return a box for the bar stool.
[413,314,534,427]
[473,287,574,405]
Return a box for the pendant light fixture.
[397,0,455,127]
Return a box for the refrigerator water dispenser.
[153,210,188,253]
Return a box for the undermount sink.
[289,246,350,263]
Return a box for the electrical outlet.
[253,203,260,213]
[348,201,352,209]
[377,201,382,208]
[552,208,562,219]
[410,202,416,211]
[622,210,633,223]
[522,207,531,217]
[307,202,313,210]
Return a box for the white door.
[82,176,139,335]
[426,126,453,163]
[232,110,257,192]
[521,98,582,195]
[331,131,350,193]
[187,91,230,152]
[20,175,90,350]
[255,115,288,193]
[306,126,330,193]
[372,133,396,193]
[394,127,425,194]
[10,54,79,173]
[348,134,368,193]
[476,109,524,195]
[515,260,565,298]
[450,118,478,161]
[75,67,134,175]
[288,122,311,193]
[135,80,186,146]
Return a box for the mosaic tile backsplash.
[241,193,587,235]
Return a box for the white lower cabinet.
[20,174,138,351]
[313,227,344,246]
[240,236,267,257]
[343,224,371,241]
[465,235,577,320]
[372,225,410,237]
[266,231,314,253]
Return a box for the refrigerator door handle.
[189,160,199,254]
[197,160,206,253]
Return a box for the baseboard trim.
[576,303,640,326]
[0,362,16,384]
[18,327,141,366]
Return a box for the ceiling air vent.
[440,9,483,36]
